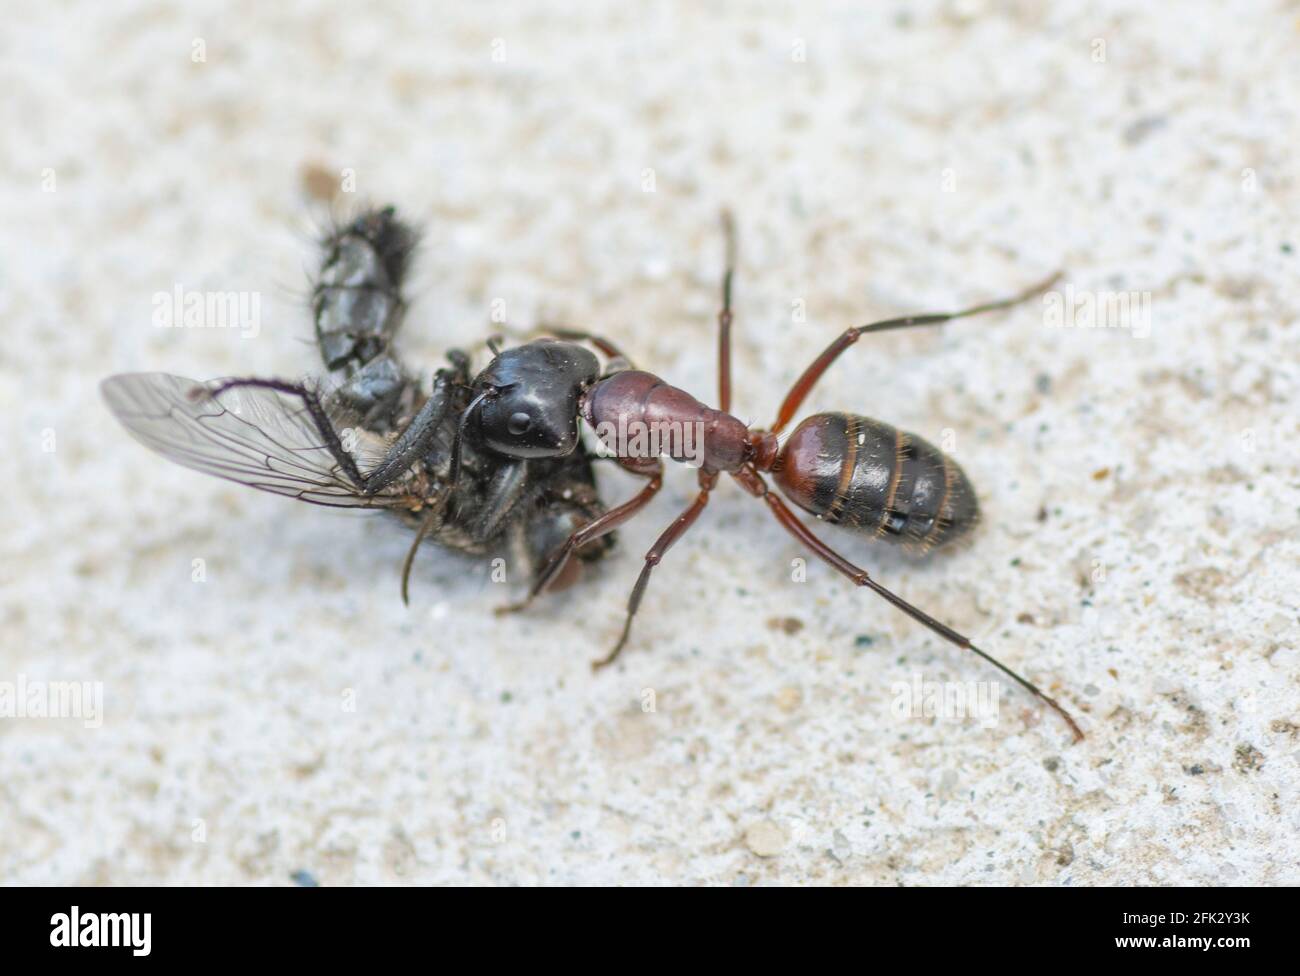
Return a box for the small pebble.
[744,820,788,858]
[775,686,803,713]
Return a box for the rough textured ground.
[2,1,1297,885]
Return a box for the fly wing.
[100,372,423,509]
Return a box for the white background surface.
[2,0,1297,884]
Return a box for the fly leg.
[205,369,458,496]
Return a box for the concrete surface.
[2,0,1297,885]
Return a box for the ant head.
[470,339,601,458]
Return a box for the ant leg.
[770,271,1062,434]
[206,371,456,496]
[594,469,719,670]
[535,327,635,372]
[732,466,1083,742]
[718,210,737,413]
[496,459,665,614]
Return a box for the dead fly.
[104,208,1083,742]
[102,207,615,600]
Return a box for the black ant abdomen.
[772,412,979,553]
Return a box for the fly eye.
[507,411,532,436]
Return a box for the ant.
[493,214,1082,741]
